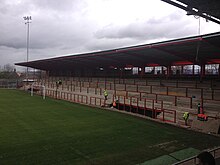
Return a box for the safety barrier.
[140,92,194,109]
[113,95,176,123]
[155,108,176,123]
[45,80,220,102]
[46,88,177,124]
[90,96,105,106]
[44,81,220,112]
[45,88,178,123]
[46,89,88,104]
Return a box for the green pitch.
[0,89,219,165]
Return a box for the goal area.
[30,84,46,99]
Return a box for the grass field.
[0,89,220,165]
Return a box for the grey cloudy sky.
[0,0,219,70]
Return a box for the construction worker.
[113,100,116,107]
[197,103,201,114]
[198,113,208,121]
[104,89,108,100]
[55,80,62,99]
[56,80,62,87]
[183,112,189,126]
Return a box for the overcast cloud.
[0,0,219,70]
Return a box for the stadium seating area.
[34,76,220,132]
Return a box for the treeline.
[0,64,17,79]
[0,64,15,72]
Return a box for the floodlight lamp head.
[23,16,32,21]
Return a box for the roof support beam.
[121,52,166,66]
[152,46,196,63]
[161,0,220,24]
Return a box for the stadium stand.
[15,32,220,135]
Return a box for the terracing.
[33,76,220,135]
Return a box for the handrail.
[45,89,88,104]
[114,95,178,122]
[90,96,105,106]
[156,108,176,123]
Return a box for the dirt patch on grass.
[149,140,181,152]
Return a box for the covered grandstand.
[16,32,220,78]
[15,32,220,135]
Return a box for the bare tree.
[3,64,15,72]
